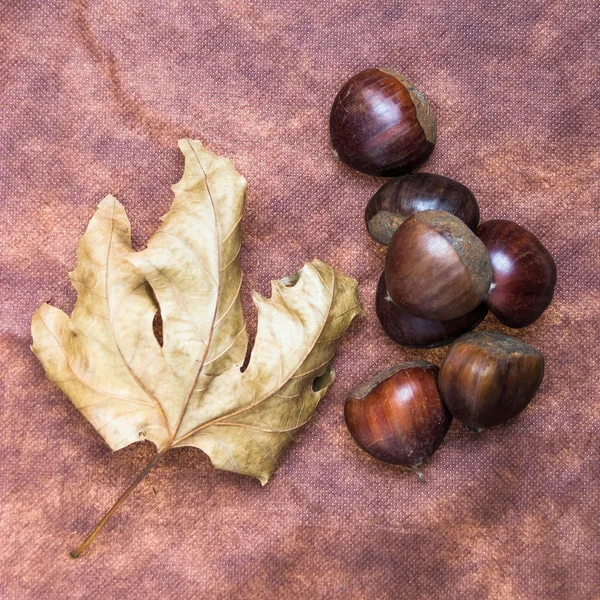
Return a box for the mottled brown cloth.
[1,0,598,598]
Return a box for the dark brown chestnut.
[438,331,544,429]
[477,220,557,328]
[376,273,488,348]
[385,210,492,321]
[345,361,451,473]
[329,68,436,176]
[366,173,480,245]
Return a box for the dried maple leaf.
[31,139,362,557]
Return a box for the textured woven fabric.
[1,1,598,598]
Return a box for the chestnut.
[345,361,451,472]
[366,173,480,245]
[329,68,436,176]
[477,220,557,328]
[438,331,544,429]
[376,273,488,348]
[385,210,492,321]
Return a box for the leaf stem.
[69,451,165,558]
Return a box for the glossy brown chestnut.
[439,331,544,429]
[329,68,436,176]
[385,210,492,320]
[376,273,488,348]
[366,173,480,245]
[345,361,451,470]
[477,220,557,328]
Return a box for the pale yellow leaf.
[31,139,362,484]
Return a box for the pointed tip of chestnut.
[366,174,480,245]
[376,273,488,348]
[329,68,436,177]
[345,361,451,469]
[385,210,492,320]
[477,220,557,328]
[439,331,545,429]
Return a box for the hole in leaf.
[240,320,256,374]
[312,364,334,392]
[153,309,164,347]
[240,350,251,373]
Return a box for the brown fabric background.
[1,0,598,598]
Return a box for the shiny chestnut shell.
[345,361,451,468]
[439,331,545,429]
[376,273,488,348]
[385,210,492,320]
[366,173,480,245]
[477,220,557,328]
[329,68,436,176]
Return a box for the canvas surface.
[0,1,598,598]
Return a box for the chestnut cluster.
[345,335,544,474]
[330,68,556,474]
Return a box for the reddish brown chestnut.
[366,173,480,245]
[345,361,451,473]
[477,220,557,328]
[385,210,492,320]
[376,273,488,348]
[329,68,436,176]
[439,331,544,429]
